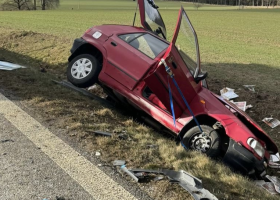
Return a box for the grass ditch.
[0,29,280,200]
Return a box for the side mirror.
[194,71,208,84]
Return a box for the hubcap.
[190,133,211,152]
[71,58,93,79]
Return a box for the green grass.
[0,1,280,199]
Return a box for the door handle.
[111,42,117,46]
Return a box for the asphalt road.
[0,92,139,200]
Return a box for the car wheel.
[67,54,101,88]
[182,125,221,158]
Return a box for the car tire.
[182,125,221,158]
[67,54,101,88]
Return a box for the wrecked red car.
[67,0,278,177]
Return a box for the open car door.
[145,7,205,118]
[138,0,167,39]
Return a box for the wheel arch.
[68,43,104,67]
[177,114,227,143]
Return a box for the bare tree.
[1,0,31,10]
[40,0,59,10]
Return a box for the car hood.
[210,91,278,153]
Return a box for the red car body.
[67,0,278,177]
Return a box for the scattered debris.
[120,165,139,182]
[268,161,280,169]
[153,176,164,181]
[255,180,278,195]
[0,61,26,70]
[243,85,255,92]
[266,175,280,193]
[93,131,112,137]
[147,144,158,149]
[52,80,113,107]
[1,139,14,143]
[95,151,101,156]
[262,117,280,128]
[245,104,253,111]
[113,160,126,166]
[91,130,130,140]
[130,168,218,200]
[270,153,280,162]
[220,87,239,100]
[232,101,246,111]
[88,85,97,91]
[97,164,102,167]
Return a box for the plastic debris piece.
[245,104,253,111]
[268,161,280,169]
[113,160,126,166]
[154,176,164,181]
[270,153,280,162]
[232,101,246,111]
[97,164,102,167]
[220,87,239,100]
[130,168,218,200]
[243,85,255,92]
[262,118,280,128]
[120,165,138,182]
[95,151,101,156]
[266,175,280,193]
[0,61,26,70]
[255,180,278,195]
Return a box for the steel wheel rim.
[190,133,211,152]
[71,58,93,79]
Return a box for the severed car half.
[66,0,278,178]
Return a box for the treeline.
[1,0,60,10]
[170,0,279,6]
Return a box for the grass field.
[0,0,280,199]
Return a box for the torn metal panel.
[130,169,218,200]
[0,61,26,70]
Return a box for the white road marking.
[0,93,137,200]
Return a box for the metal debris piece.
[0,61,26,70]
[113,160,126,166]
[1,139,14,143]
[93,131,112,137]
[266,175,280,193]
[120,165,139,182]
[262,117,280,128]
[243,85,255,92]
[130,169,218,200]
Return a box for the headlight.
[247,138,265,158]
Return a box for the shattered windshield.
[175,11,200,77]
[144,0,166,39]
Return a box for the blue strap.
[168,76,176,127]
[171,78,203,133]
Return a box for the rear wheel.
[67,54,101,88]
[182,125,221,158]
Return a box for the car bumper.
[223,139,266,177]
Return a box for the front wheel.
[67,54,101,88]
[182,125,221,158]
